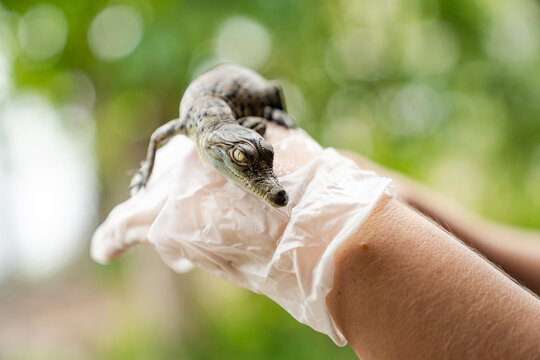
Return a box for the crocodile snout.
[268,188,288,207]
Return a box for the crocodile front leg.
[238,116,267,136]
[130,119,183,195]
[263,107,296,129]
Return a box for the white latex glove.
[91,124,393,345]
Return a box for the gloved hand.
[91,123,393,345]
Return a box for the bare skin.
[326,197,540,359]
[341,151,540,296]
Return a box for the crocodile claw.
[129,170,147,196]
[263,107,297,129]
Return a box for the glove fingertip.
[90,225,121,265]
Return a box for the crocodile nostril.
[271,188,288,207]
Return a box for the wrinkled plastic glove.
[91,124,393,345]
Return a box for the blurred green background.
[0,0,539,359]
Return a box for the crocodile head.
[201,123,288,207]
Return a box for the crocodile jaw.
[220,165,288,207]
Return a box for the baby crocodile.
[129,64,296,207]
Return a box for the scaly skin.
[129,64,296,207]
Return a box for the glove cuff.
[267,148,394,345]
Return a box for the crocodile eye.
[231,148,248,165]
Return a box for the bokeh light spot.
[17,4,68,61]
[323,90,375,155]
[88,5,143,61]
[484,1,540,63]
[326,28,389,81]
[52,70,96,110]
[380,84,449,137]
[215,16,271,70]
[401,21,459,75]
[340,0,398,26]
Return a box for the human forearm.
[326,197,540,359]
[340,150,540,295]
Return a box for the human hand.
[91,123,393,345]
